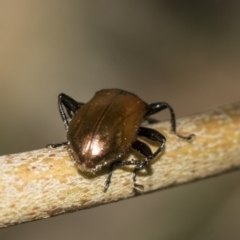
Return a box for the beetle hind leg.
[145,102,195,140]
[58,93,84,130]
[46,94,85,148]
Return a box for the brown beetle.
[49,89,194,191]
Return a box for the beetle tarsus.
[133,183,144,191]
[176,132,195,141]
[58,93,84,130]
[46,141,68,148]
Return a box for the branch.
[1,102,240,228]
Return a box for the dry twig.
[1,102,240,228]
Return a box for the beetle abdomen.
[67,89,148,173]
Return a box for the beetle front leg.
[104,163,115,192]
[131,139,152,190]
[145,102,195,140]
[132,164,146,191]
[104,159,139,192]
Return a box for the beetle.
[48,89,194,191]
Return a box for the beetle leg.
[137,127,166,161]
[145,102,195,140]
[58,93,84,130]
[131,139,153,190]
[132,139,153,158]
[104,159,139,192]
[46,141,68,148]
[132,127,166,190]
[105,130,165,192]
[104,163,115,192]
[46,94,84,148]
[132,164,145,191]
[132,131,165,190]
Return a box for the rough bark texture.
[1,102,240,228]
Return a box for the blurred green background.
[1,1,240,239]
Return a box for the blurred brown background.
[1,1,240,239]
